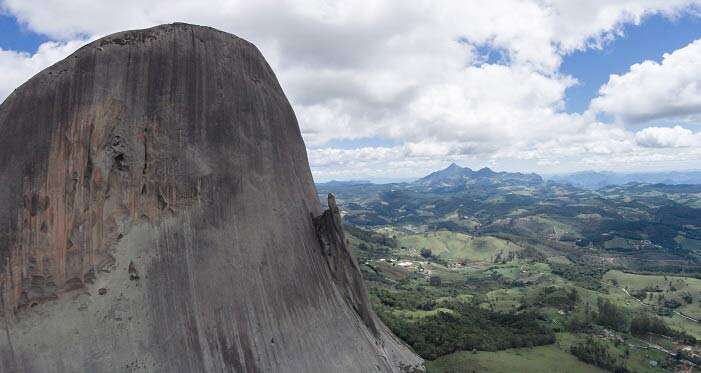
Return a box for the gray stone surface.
[0,23,422,372]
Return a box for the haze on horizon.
[1,1,701,181]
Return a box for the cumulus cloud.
[0,40,85,101]
[635,125,701,148]
[548,0,700,52]
[1,0,701,179]
[591,38,701,124]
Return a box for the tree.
[596,298,627,331]
[682,292,693,304]
[571,338,629,372]
[630,314,696,344]
[630,314,667,336]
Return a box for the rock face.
[0,23,422,372]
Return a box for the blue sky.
[562,13,701,114]
[1,1,701,181]
[0,14,47,52]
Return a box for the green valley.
[318,164,701,372]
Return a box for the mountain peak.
[415,164,543,189]
[443,162,473,173]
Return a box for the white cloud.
[1,0,701,179]
[591,38,701,124]
[0,40,85,102]
[635,125,701,148]
[548,0,700,52]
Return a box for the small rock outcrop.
[313,193,377,335]
[0,23,422,372]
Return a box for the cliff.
[0,23,422,372]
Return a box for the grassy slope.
[603,270,701,317]
[397,231,521,262]
[426,345,606,373]
[603,270,701,339]
[676,235,701,251]
[356,230,692,371]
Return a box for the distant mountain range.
[318,166,701,190]
[318,180,373,187]
[317,163,544,196]
[414,163,543,190]
[547,171,701,189]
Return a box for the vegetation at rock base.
[373,289,554,359]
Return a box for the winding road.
[618,286,699,323]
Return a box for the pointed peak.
[446,162,461,169]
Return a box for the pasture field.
[603,270,701,318]
[397,231,521,262]
[426,345,606,373]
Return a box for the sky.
[1,1,701,182]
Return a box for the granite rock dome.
[0,23,422,373]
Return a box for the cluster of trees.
[344,212,387,226]
[565,296,696,345]
[596,298,627,331]
[420,248,435,259]
[345,224,399,249]
[493,251,515,264]
[355,242,390,257]
[601,219,683,254]
[370,287,437,311]
[630,314,696,345]
[564,298,622,333]
[534,286,579,311]
[570,338,628,373]
[682,291,693,304]
[384,305,554,359]
[372,289,555,359]
[655,204,701,227]
[568,201,701,258]
[418,248,450,266]
[566,298,627,332]
[630,314,669,336]
[550,263,605,290]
